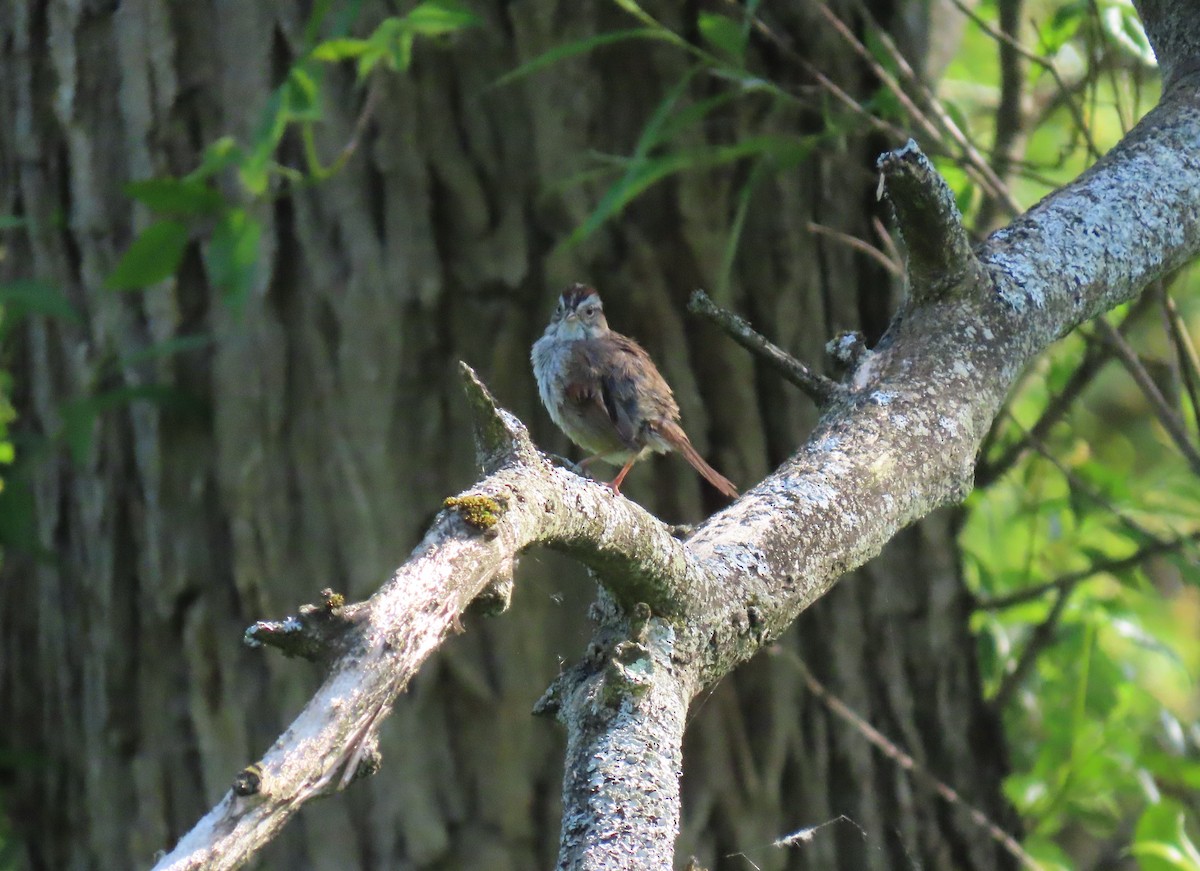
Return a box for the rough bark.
[9,0,1185,869]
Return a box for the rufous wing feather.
[656,422,738,499]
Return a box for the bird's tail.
[658,422,739,499]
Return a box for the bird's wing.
[598,334,681,440]
[563,340,639,450]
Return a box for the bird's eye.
[584,305,597,317]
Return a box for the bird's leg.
[607,457,638,495]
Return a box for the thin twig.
[975,530,1200,611]
[336,73,385,168]
[976,0,1026,229]
[871,216,905,268]
[773,650,1044,871]
[991,586,1071,714]
[946,0,1100,160]
[807,222,903,277]
[689,290,843,405]
[1095,319,1200,476]
[814,7,1001,203]
[805,65,913,143]
[976,295,1155,487]
[1021,426,1166,545]
[836,2,1023,216]
[1163,292,1200,436]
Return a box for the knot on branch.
[876,140,978,301]
[459,361,539,473]
[232,763,264,798]
[243,588,367,661]
[605,640,654,700]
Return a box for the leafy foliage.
[496,0,823,293]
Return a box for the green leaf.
[654,88,746,146]
[1130,842,1200,871]
[240,89,289,196]
[388,30,417,72]
[0,215,28,231]
[104,221,190,291]
[405,0,481,35]
[361,17,406,75]
[716,159,769,297]
[206,209,261,308]
[568,135,816,246]
[0,279,81,324]
[189,136,243,182]
[1100,3,1156,67]
[124,178,224,216]
[311,37,370,61]
[1038,1,1086,54]
[1131,805,1200,871]
[284,66,323,121]
[697,12,746,64]
[491,28,666,88]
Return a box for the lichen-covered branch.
[1135,0,1200,88]
[554,620,689,870]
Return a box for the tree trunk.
[0,1,1015,868]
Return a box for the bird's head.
[549,283,609,340]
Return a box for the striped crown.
[561,283,601,310]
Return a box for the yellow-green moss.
[444,494,505,529]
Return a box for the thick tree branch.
[1135,0,1200,89]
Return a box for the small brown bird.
[531,284,738,499]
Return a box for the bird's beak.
[564,312,579,322]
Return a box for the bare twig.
[1095,318,1200,476]
[991,585,1071,713]
[689,290,843,405]
[946,0,1100,160]
[807,222,903,277]
[976,530,1200,611]
[1021,426,1166,544]
[773,650,1043,871]
[806,65,913,142]
[1163,292,1200,436]
[827,3,1022,216]
[871,216,905,268]
[976,0,1027,229]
